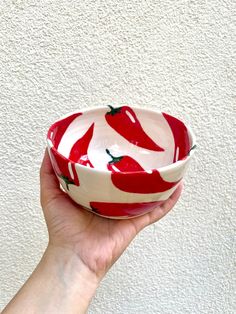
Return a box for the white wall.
[0,1,235,313]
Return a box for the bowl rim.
[47,105,197,175]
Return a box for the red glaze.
[71,163,79,186]
[162,112,190,162]
[49,113,82,149]
[69,123,94,168]
[106,149,181,193]
[105,106,164,152]
[106,149,143,172]
[111,169,181,194]
[50,148,80,190]
[90,200,164,217]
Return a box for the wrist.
[41,244,101,312]
[3,244,101,314]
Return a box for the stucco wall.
[0,1,235,313]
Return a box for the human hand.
[40,149,183,281]
[2,149,183,314]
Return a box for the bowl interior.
[48,106,193,172]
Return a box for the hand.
[2,149,183,314]
[40,149,183,280]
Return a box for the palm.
[40,150,182,277]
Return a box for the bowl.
[47,105,196,219]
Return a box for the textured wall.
[0,1,235,313]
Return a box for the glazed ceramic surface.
[47,105,196,219]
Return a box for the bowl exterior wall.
[47,145,192,218]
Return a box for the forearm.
[2,245,100,314]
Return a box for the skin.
[2,150,183,314]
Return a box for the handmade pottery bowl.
[47,105,196,219]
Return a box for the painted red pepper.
[110,169,181,194]
[106,149,143,172]
[105,106,164,152]
[69,123,94,168]
[70,163,79,186]
[49,112,82,149]
[106,149,180,193]
[50,148,79,190]
[162,113,190,162]
[90,200,164,217]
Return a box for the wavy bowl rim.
[47,105,197,175]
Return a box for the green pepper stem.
[188,144,197,156]
[107,105,121,115]
[106,149,123,164]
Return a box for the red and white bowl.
[47,105,196,219]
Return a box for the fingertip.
[138,181,185,228]
[172,180,184,199]
[41,148,53,173]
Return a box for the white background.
[0,1,235,313]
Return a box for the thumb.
[40,148,64,209]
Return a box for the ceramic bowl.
[47,105,196,219]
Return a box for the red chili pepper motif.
[70,163,79,186]
[69,123,94,168]
[106,149,143,172]
[162,113,190,162]
[110,169,181,194]
[50,113,82,149]
[50,148,79,190]
[106,149,180,193]
[105,106,165,152]
[90,200,164,217]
